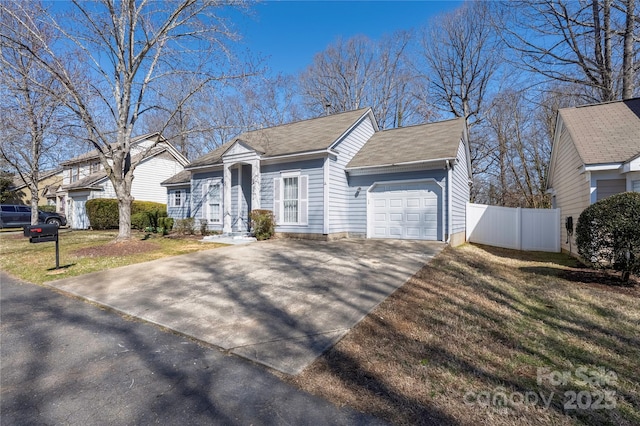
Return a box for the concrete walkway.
[47,239,443,375]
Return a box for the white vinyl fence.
[466,203,561,252]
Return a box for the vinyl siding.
[131,156,185,204]
[167,188,191,219]
[348,169,448,237]
[190,170,223,231]
[261,158,325,234]
[328,116,376,233]
[451,141,470,235]
[549,126,590,252]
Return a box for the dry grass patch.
[288,244,639,426]
[0,230,224,284]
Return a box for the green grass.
[0,230,223,284]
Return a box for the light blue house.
[162,108,471,244]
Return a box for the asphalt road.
[0,273,384,425]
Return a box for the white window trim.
[171,190,183,208]
[274,171,308,226]
[203,179,222,224]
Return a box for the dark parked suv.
[0,204,67,228]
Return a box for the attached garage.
[368,180,442,240]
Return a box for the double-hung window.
[172,190,183,207]
[274,172,308,225]
[203,180,221,223]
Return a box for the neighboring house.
[162,108,472,244]
[11,168,64,207]
[60,133,188,229]
[547,97,640,253]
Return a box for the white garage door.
[369,181,441,240]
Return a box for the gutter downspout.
[446,160,452,244]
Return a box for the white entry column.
[223,163,232,234]
[251,159,261,211]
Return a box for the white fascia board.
[260,150,329,165]
[328,108,377,150]
[582,163,623,172]
[184,163,224,172]
[346,158,451,175]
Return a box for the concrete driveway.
[48,239,443,375]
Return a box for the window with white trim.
[203,180,222,223]
[633,180,640,193]
[274,173,308,225]
[171,190,183,207]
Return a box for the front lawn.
[0,230,223,284]
[288,244,639,425]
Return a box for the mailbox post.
[26,224,60,269]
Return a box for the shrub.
[250,209,275,240]
[86,198,168,230]
[200,219,210,236]
[174,217,195,235]
[131,212,150,230]
[85,198,119,230]
[38,205,57,213]
[158,217,174,236]
[576,192,640,281]
[132,201,167,215]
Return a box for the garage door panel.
[389,213,403,222]
[406,213,420,222]
[369,181,440,241]
[406,198,420,208]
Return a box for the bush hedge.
[576,192,640,281]
[85,198,167,230]
[250,209,275,240]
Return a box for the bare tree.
[299,32,426,129]
[0,0,250,239]
[142,73,303,159]
[419,1,500,128]
[501,0,639,102]
[0,2,69,224]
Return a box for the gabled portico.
[222,141,262,234]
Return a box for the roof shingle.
[559,98,640,165]
[347,118,465,169]
[186,108,371,169]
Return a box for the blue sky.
[234,1,463,75]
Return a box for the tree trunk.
[117,195,133,240]
[30,183,39,225]
[622,0,636,99]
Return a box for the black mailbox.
[27,224,59,243]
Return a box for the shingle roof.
[63,146,167,191]
[161,169,191,186]
[347,118,465,169]
[61,133,162,166]
[559,98,640,165]
[186,108,371,169]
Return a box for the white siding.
[131,155,185,204]
[328,117,376,234]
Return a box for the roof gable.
[186,108,372,169]
[558,98,640,165]
[347,118,466,169]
